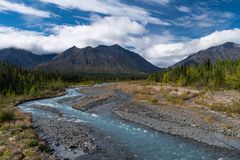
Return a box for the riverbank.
[77,82,240,150]
[0,89,65,160]
[18,87,140,160]
[111,82,240,150]
[16,85,240,159]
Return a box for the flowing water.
[18,88,240,160]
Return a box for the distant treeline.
[52,71,148,83]
[0,63,64,96]
[0,63,147,96]
[149,60,240,89]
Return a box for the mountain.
[0,48,57,69]
[172,42,240,67]
[38,44,160,74]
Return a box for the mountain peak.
[63,45,80,53]
[70,45,79,50]
[222,42,240,48]
[38,44,160,74]
[84,46,93,50]
[111,44,122,48]
[95,44,123,50]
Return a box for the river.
[18,88,240,160]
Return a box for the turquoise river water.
[18,88,240,160]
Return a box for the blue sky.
[0,0,240,67]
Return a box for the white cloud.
[221,12,235,18]
[145,28,240,67]
[177,6,191,13]
[0,0,51,17]
[145,0,171,5]
[1,13,240,68]
[173,11,235,28]
[0,16,146,54]
[40,0,170,25]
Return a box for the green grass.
[0,89,64,160]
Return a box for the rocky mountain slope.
[173,42,240,67]
[38,44,160,74]
[0,48,57,69]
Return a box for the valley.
[2,1,240,159]
[17,83,240,159]
[1,42,240,159]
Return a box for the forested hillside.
[149,60,240,89]
[0,63,65,96]
[0,63,147,96]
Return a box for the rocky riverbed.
[32,116,137,160]
[18,84,240,159]
[32,116,99,159]
[113,102,229,148]
[22,87,137,160]
[78,84,240,150]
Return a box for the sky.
[0,0,240,67]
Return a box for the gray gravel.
[26,86,240,159]
[112,101,240,150]
[32,116,101,159]
[80,86,240,150]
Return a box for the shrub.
[29,86,36,96]
[48,80,65,91]
[39,143,51,153]
[151,98,158,105]
[25,139,39,148]
[0,111,15,123]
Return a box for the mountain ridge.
[38,44,160,74]
[172,42,240,67]
[0,48,57,69]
